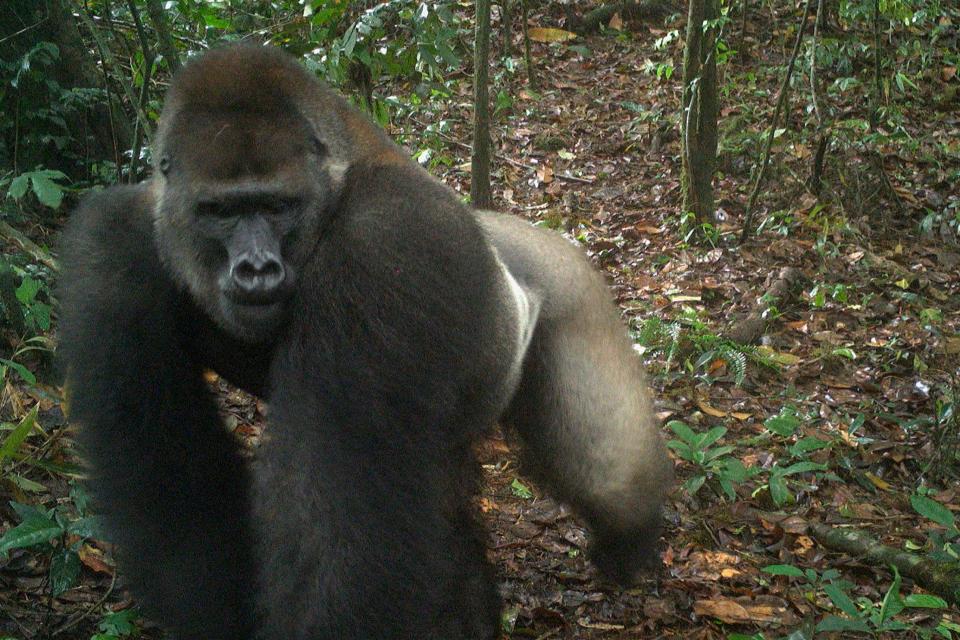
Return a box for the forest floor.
[2,4,960,640]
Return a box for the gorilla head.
[150,46,352,341]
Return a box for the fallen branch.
[723,266,803,344]
[809,522,960,608]
[0,221,59,272]
[566,0,674,34]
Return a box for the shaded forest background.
[0,0,959,638]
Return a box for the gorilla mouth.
[224,286,292,307]
[218,291,292,340]
[231,297,288,322]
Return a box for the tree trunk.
[145,0,181,73]
[472,0,494,208]
[501,0,513,57]
[521,0,536,87]
[680,0,720,225]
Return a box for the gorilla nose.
[230,254,286,302]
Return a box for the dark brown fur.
[58,44,671,640]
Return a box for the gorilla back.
[58,44,671,640]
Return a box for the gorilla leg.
[477,211,673,583]
[59,187,254,639]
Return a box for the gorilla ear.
[158,155,171,176]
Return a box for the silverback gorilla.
[58,45,672,639]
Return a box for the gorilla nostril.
[231,257,285,295]
[261,260,283,280]
[234,261,257,282]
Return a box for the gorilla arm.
[252,163,520,639]
[58,186,254,640]
[476,211,673,583]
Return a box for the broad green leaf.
[28,173,65,208]
[911,494,956,529]
[769,475,790,506]
[776,461,827,476]
[815,615,871,633]
[0,359,36,385]
[8,175,28,200]
[15,277,41,304]
[98,608,139,635]
[764,411,800,436]
[823,582,860,617]
[721,459,751,482]
[878,566,904,623]
[200,11,230,28]
[762,564,805,577]
[49,548,81,596]
[695,426,727,450]
[700,444,735,463]
[0,406,37,465]
[510,479,533,499]
[666,420,696,444]
[67,515,104,539]
[718,477,736,500]
[788,437,831,456]
[8,474,45,492]
[666,440,694,461]
[0,512,61,556]
[683,474,706,495]
[902,593,947,609]
[10,500,47,521]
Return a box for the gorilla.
[58,44,672,640]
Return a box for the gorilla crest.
[58,44,672,640]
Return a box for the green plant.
[634,310,776,385]
[911,491,960,561]
[4,169,69,210]
[666,420,756,499]
[817,566,951,637]
[760,562,956,639]
[91,608,140,640]
[317,0,464,89]
[0,336,54,386]
[0,485,102,599]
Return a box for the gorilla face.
[152,108,343,342]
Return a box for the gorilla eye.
[158,155,171,176]
[263,197,302,215]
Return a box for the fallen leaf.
[697,399,727,418]
[79,544,113,575]
[865,472,891,491]
[528,27,577,43]
[756,346,802,365]
[537,164,554,184]
[694,597,794,625]
[638,224,663,234]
